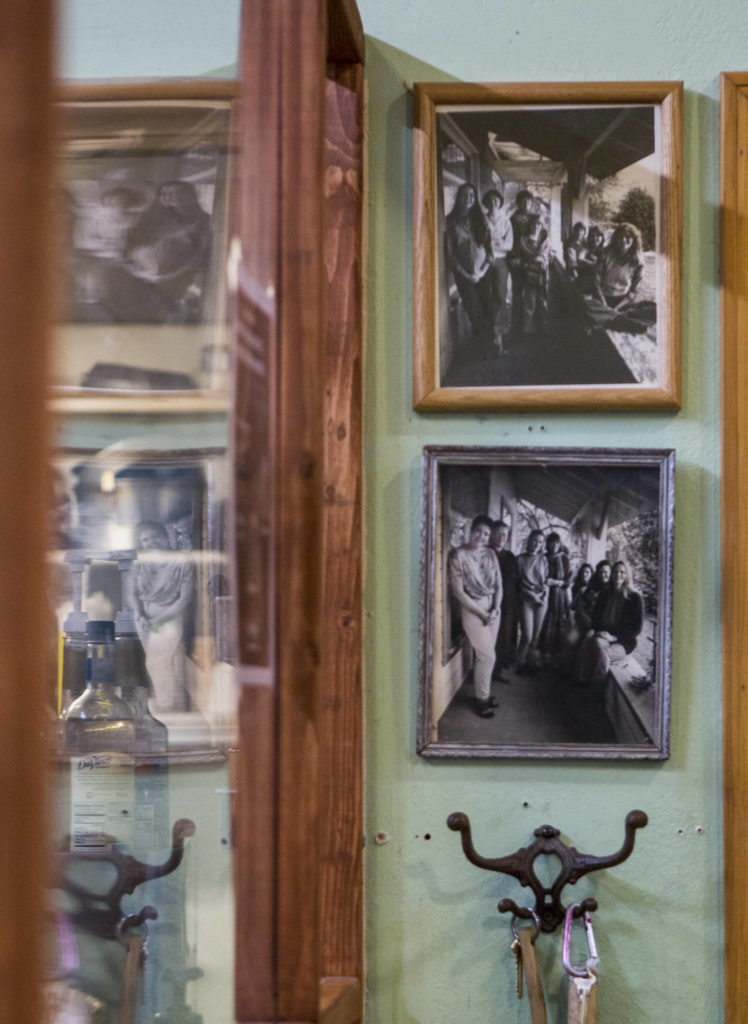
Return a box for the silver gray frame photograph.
[417,446,674,759]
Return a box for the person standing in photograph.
[539,532,572,661]
[517,213,549,335]
[563,221,587,280]
[444,182,491,355]
[447,514,502,718]
[490,519,519,681]
[516,528,549,674]
[480,189,513,353]
[507,189,536,333]
[128,520,196,712]
[577,559,644,685]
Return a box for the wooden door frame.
[0,2,55,1023]
[234,1,364,1021]
[721,70,748,1024]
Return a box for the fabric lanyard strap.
[568,973,597,1024]
[517,926,547,1024]
[118,934,145,1024]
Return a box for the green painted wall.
[61,0,734,1020]
[358,1,729,1020]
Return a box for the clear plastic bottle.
[63,620,135,852]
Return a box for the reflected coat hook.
[447,809,647,933]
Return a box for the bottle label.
[70,752,135,851]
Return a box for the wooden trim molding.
[720,69,748,1024]
[234,0,364,1019]
[0,2,55,1023]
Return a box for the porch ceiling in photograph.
[442,105,655,179]
[512,464,659,528]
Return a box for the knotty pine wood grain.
[234,2,364,1019]
[320,63,364,982]
[275,0,327,1017]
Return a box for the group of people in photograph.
[561,218,654,331]
[447,514,644,719]
[444,181,655,359]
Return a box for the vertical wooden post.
[234,0,327,1019]
[320,61,364,988]
[721,70,748,1024]
[234,2,364,1019]
[0,1,54,1023]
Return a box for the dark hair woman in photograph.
[576,223,605,296]
[589,558,612,595]
[563,221,586,280]
[516,528,549,673]
[576,559,643,685]
[570,563,596,630]
[539,531,572,660]
[594,222,644,309]
[447,514,502,717]
[444,182,491,353]
[563,562,597,654]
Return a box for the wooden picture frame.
[418,446,674,759]
[54,82,237,406]
[721,70,748,1024]
[413,81,683,411]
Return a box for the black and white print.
[418,447,674,759]
[436,104,661,390]
[57,96,233,391]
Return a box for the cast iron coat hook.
[447,809,647,933]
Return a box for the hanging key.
[510,936,523,999]
[510,912,546,1024]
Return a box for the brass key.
[510,936,523,999]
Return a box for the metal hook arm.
[447,812,543,885]
[564,810,648,885]
[447,810,647,933]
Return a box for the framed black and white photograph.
[54,83,236,398]
[413,82,682,411]
[50,447,236,755]
[418,446,674,759]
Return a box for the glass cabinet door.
[47,83,239,1024]
[28,2,366,1023]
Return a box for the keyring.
[510,909,541,942]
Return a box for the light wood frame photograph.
[55,82,237,401]
[413,82,683,411]
[418,446,674,759]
